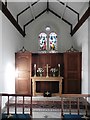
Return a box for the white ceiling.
[6,0,89,29]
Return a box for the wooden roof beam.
[24,9,47,31]
[49,8,72,34]
[71,7,90,36]
[56,0,79,22]
[0,1,25,37]
[47,0,49,12]
[28,2,35,20]
[17,0,40,23]
[61,1,68,19]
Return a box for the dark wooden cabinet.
[64,52,81,94]
[15,52,32,94]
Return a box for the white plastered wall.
[24,12,74,53]
[0,12,24,108]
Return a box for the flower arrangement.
[37,67,44,76]
[50,68,58,77]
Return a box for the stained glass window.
[49,32,57,51]
[39,32,47,51]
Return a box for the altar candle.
[46,64,49,77]
[34,64,36,76]
[58,64,60,67]
[58,64,60,77]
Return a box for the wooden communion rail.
[0,93,32,119]
[0,94,90,119]
[1,93,32,115]
[61,94,90,119]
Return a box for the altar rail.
[0,93,32,116]
[0,94,90,119]
[61,94,90,118]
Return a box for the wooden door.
[15,52,32,94]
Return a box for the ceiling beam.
[32,0,40,6]
[71,7,90,36]
[49,8,72,26]
[17,6,30,23]
[17,0,40,23]
[0,1,25,37]
[49,8,72,34]
[61,1,67,19]
[56,0,79,22]
[24,9,47,30]
[47,0,49,12]
[57,0,79,15]
[24,8,72,34]
[28,2,35,20]
[5,0,7,7]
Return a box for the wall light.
[45,26,51,31]
[20,46,26,53]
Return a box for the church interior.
[0,0,90,119]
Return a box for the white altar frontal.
[31,77,63,96]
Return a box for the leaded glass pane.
[39,32,47,51]
[49,32,57,51]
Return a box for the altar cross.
[45,64,51,77]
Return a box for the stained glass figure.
[49,32,57,51]
[39,32,47,51]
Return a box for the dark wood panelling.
[36,81,59,93]
[32,53,64,77]
[64,52,81,94]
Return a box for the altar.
[31,77,63,96]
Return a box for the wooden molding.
[71,7,90,36]
[0,1,25,37]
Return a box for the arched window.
[39,32,47,51]
[49,32,57,51]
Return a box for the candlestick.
[46,64,49,77]
[34,64,36,77]
[58,64,60,77]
